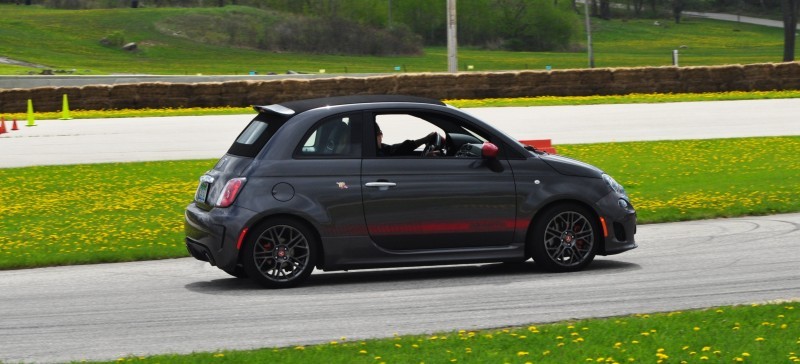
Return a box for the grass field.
[0,4,789,75]
[1,135,798,270]
[91,302,799,363]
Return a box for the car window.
[297,115,361,158]
[373,112,490,158]
[227,113,287,158]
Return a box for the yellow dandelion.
[755,337,765,342]
[213,353,224,358]
[518,351,530,356]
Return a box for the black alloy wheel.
[242,218,317,288]
[530,203,599,272]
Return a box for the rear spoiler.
[253,104,295,116]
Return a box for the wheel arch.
[237,213,326,269]
[525,199,605,256]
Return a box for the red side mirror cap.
[482,142,499,158]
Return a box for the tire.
[529,203,599,272]
[241,218,317,288]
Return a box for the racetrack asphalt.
[1,98,799,168]
[1,213,798,363]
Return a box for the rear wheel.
[530,203,599,272]
[241,218,317,288]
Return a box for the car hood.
[539,154,604,178]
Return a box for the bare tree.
[673,0,685,23]
[632,0,644,15]
[783,0,799,61]
[599,0,611,19]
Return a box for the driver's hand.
[425,132,438,144]
[427,132,444,144]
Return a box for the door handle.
[365,182,397,188]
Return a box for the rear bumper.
[184,202,250,272]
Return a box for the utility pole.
[583,0,595,68]
[447,0,458,73]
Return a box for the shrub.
[267,17,422,56]
[100,30,126,47]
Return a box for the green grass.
[559,137,800,222]
[88,302,799,363]
[0,161,213,269]
[0,4,791,75]
[1,136,799,270]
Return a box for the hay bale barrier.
[1,62,799,113]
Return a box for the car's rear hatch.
[192,112,289,210]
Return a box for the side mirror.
[481,142,499,159]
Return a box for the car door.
[361,111,517,251]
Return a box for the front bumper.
[595,192,638,255]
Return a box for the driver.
[376,124,441,157]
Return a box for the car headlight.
[602,173,627,197]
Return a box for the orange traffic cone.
[12,119,19,130]
[0,117,6,134]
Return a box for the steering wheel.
[422,133,445,157]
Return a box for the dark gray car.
[184,95,637,288]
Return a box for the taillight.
[216,177,246,208]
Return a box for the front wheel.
[530,203,599,272]
[241,218,317,288]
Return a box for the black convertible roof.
[253,95,445,116]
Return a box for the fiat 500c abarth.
[184,95,637,288]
